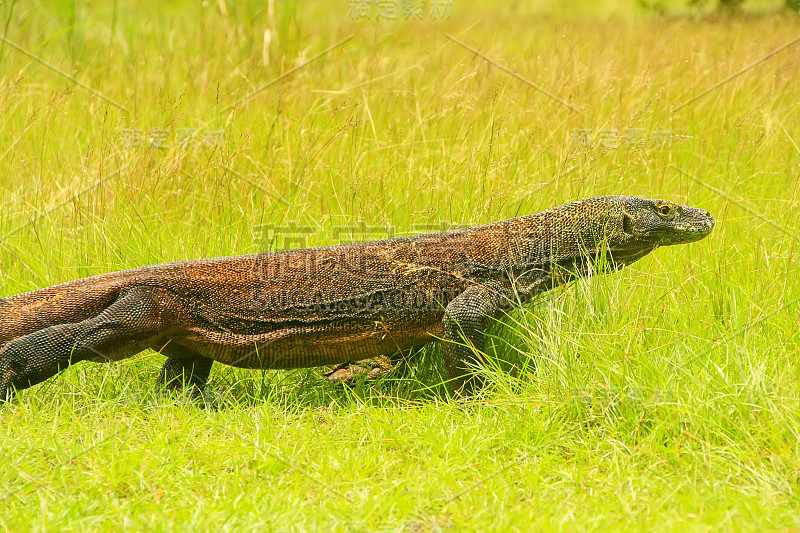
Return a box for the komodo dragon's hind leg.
[157,350,214,398]
[0,287,178,401]
[325,354,399,385]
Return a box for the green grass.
[1,1,799,530]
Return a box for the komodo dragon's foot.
[325,355,395,385]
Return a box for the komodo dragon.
[0,196,714,401]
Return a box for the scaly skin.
[0,196,714,400]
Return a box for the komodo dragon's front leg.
[441,283,511,394]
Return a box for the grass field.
[1,0,800,530]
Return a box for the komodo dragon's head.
[618,196,715,245]
[619,196,714,246]
[544,196,715,268]
[598,195,715,265]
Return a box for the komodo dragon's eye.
[656,203,674,217]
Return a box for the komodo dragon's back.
[0,195,715,401]
[3,230,482,343]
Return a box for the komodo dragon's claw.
[325,355,395,385]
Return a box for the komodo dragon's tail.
[0,269,147,346]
